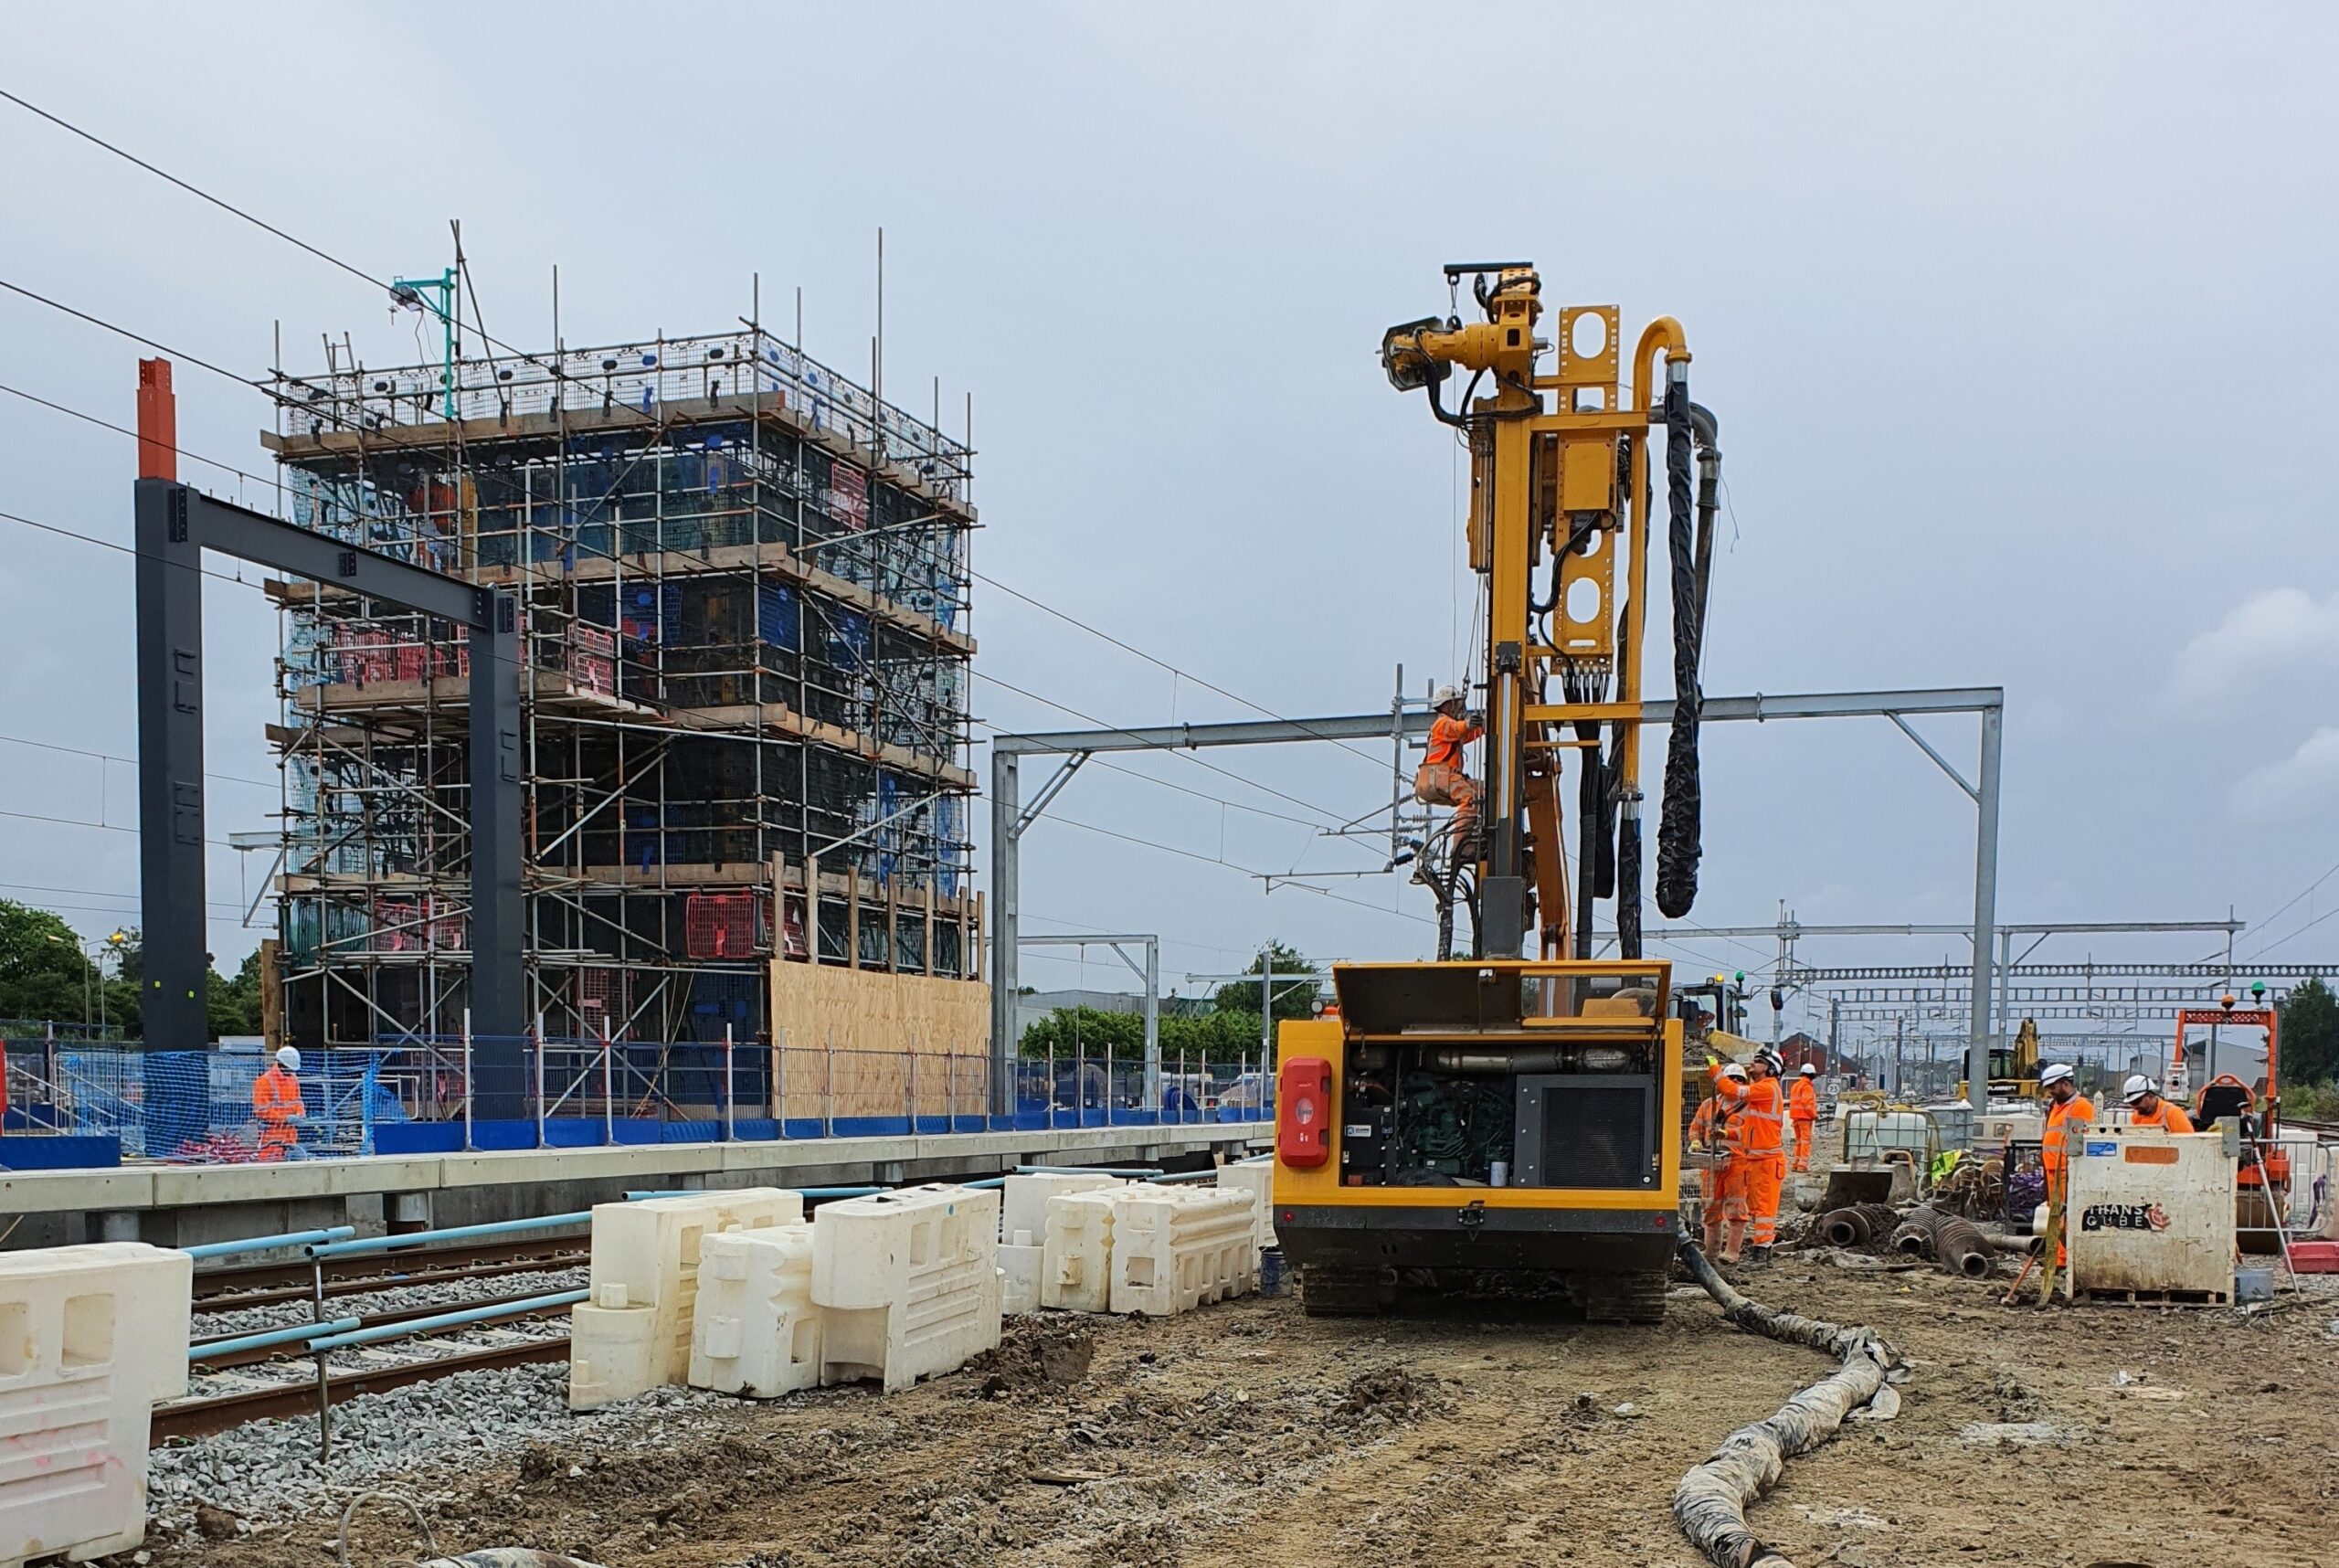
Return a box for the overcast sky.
[3,5,2334,1050]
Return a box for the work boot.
[1744,1245,1773,1266]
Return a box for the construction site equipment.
[1276,958,1683,1319]
[1271,264,1719,1318]
[2172,1002,2290,1252]
[259,306,978,1048]
[2064,1126,2239,1305]
[1671,1240,1900,1568]
[1379,264,1720,961]
[1955,1016,2042,1102]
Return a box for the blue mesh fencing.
[1,1034,1273,1167]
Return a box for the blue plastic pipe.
[304,1287,587,1353]
[1147,1169,1226,1184]
[189,1317,362,1361]
[622,1186,883,1202]
[1014,1164,1161,1177]
[309,1211,590,1261]
[184,1225,356,1262]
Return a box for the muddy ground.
[159,1258,2339,1568]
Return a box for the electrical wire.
[0,732,275,791]
[972,570,1397,781]
[0,379,277,491]
[973,668,1359,830]
[0,100,1448,959]
[0,505,273,594]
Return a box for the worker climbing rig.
[1383,263,1720,959]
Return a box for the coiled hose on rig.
[1673,1241,1901,1568]
[1656,366,1706,919]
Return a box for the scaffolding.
[260,316,978,1047]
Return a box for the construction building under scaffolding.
[259,311,979,1049]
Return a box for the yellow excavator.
[1272,263,1723,1319]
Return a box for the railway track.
[186,1289,581,1369]
[167,1239,590,1443]
[156,1332,568,1443]
[190,1234,587,1312]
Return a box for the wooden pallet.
[2078,1286,2230,1307]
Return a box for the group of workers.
[1687,1049,1822,1265]
[2037,1063,2191,1283]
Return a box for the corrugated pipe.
[1932,1216,1994,1279]
[1889,1206,1949,1257]
[1815,1202,1900,1249]
[1672,1241,1901,1568]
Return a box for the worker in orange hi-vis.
[252,1045,308,1161]
[1733,1050,1788,1265]
[2121,1074,2194,1133]
[1691,1063,1749,1260]
[1413,683,1485,852]
[2035,1063,2096,1298]
[1787,1062,1820,1172]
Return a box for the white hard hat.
[277,1045,302,1072]
[2039,1063,2074,1088]
[1432,683,1464,706]
[1720,1063,1748,1082]
[2122,1074,2156,1105]
[1800,1063,1817,1075]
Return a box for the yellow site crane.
[1272,263,1723,1319]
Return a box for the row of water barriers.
[570,1164,1278,1406]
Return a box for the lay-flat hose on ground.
[1673,1241,1900,1568]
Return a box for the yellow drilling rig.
[1272,263,1723,1319]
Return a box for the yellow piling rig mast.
[1270,264,1724,1319]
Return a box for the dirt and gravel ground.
[154,1257,2339,1568]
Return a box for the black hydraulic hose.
[1574,746,1605,959]
[1615,809,1643,959]
[1689,404,1721,651]
[1656,367,1704,919]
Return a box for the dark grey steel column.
[134,479,210,1047]
[988,749,1017,1116]
[467,591,526,1113]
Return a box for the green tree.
[1211,941,1320,1022]
[1018,1003,1275,1065]
[2280,976,2339,1087]
[206,948,265,1040]
[1019,1006,1146,1061]
[0,898,101,1024]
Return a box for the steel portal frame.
[133,476,524,1106]
[988,685,2005,1115]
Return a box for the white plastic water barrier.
[812,1183,1001,1393]
[998,1243,1043,1316]
[1216,1163,1276,1251]
[1106,1188,1258,1317]
[690,1224,821,1398]
[1000,1172,1117,1245]
[0,1243,192,1568]
[570,1187,801,1410]
[1041,1191,1118,1314]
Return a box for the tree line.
[0,898,262,1041]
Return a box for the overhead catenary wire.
[0,98,1450,979]
[973,569,1399,781]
